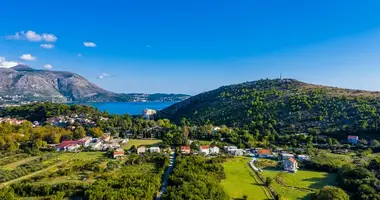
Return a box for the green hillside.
[159,79,380,139]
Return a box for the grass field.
[260,161,337,200]
[1,156,40,170]
[124,139,162,149]
[221,157,272,200]
[73,151,106,161]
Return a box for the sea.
[72,102,176,115]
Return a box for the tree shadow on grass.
[251,182,265,186]
[301,173,333,189]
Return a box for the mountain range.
[0,65,190,103]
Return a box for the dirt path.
[0,152,78,189]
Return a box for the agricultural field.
[221,157,272,200]
[3,151,167,199]
[123,139,162,149]
[258,159,337,200]
[1,156,40,170]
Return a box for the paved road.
[156,153,176,200]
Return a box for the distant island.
[0,65,190,105]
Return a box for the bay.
[72,102,176,115]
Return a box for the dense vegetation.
[0,153,169,200]
[164,156,228,200]
[159,79,380,140]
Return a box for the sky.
[1,0,380,95]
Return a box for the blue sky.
[1,0,380,94]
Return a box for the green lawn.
[123,139,162,149]
[260,164,337,200]
[1,156,40,170]
[221,157,272,200]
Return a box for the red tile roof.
[200,145,209,150]
[258,149,272,155]
[113,151,124,156]
[57,140,82,148]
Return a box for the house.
[137,146,146,154]
[56,140,81,152]
[149,147,161,153]
[297,155,311,161]
[199,145,210,155]
[142,109,157,120]
[180,146,191,154]
[209,146,220,155]
[89,140,103,150]
[113,149,125,159]
[224,146,238,153]
[78,137,92,147]
[281,153,295,160]
[347,135,359,145]
[230,149,245,156]
[283,157,298,172]
[101,134,111,142]
[65,144,80,152]
[257,149,273,158]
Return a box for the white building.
[149,147,161,153]
[230,149,245,156]
[297,155,311,161]
[90,140,103,150]
[142,109,157,119]
[199,145,210,155]
[137,146,146,154]
[78,137,93,148]
[224,146,238,153]
[209,146,220,154]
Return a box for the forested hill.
[158,79,380,139]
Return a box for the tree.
[73,126,86,139]
[88,127,104,138]
[0,187,16,200]
[311,186,349,200]
[265,177,273,186]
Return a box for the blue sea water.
[78,102,176,115]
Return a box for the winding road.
[156,152,176,200]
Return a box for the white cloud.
[7,32,22,40]
[42,33,57,42]
[77,53,83,57]
[84,42,96,47]
[43,64,53,69]
[25,30,42,41]
[19,54,36,61]
[40,44,54,49]
[0,57,18,68]
[7,30,57,42]
[97,73,111,79]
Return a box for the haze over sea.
[73,102,176,115]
